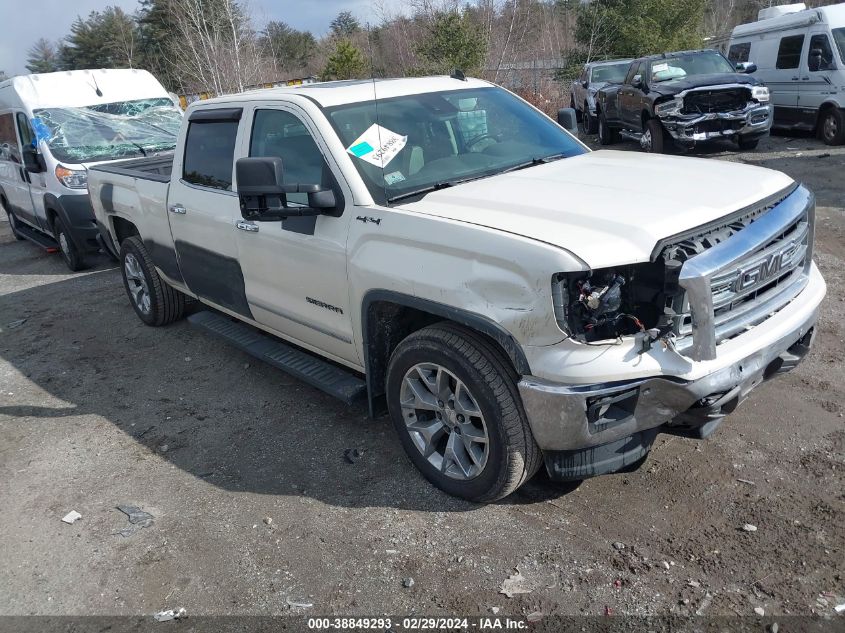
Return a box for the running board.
[188,311,367,405]
[15,222,59,252]
[619,130,643,142]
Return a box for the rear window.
[776,35,805,69]
[182,120,238,190]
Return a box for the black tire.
[598,112,618,145]
[736,136,760,151]
[119,236,186,326]
[583,102,598,134]
[642,118,666,153]
[4,203,26,241]
[53,215,86,271]
[386,323,542,502]
[570,95,581,122]
[819,108,845,145]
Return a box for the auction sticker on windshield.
[346,124,407,168]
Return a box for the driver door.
[620,62,646,129]
[234,104,358,366]
[799,31,838,119]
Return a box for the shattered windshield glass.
[33,98,182,163]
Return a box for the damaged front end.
[654,84,772,145]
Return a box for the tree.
[27,39,61,73]
[137,0,182,90]
[574,0,706,60]
[322,40,367,80]
[262,21,317,73]
[417,11,486,75]
[58,7,140,70]
[330,11,361,38]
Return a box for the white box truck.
[728,2,845,144]
[0,69,183,269]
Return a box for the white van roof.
[0,69,170,110]
[732,3,845,39]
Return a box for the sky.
[0,0,399,76]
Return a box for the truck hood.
[397,150,795,269]
[651,72,759,96]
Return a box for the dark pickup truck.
[595,49,773,153]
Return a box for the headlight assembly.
[655,98,683,116]
[55,165,88,189]
[751,86,770,103]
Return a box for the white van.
[0,69,182,269]
[727,3,845,145]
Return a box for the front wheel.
[583,102,598,134]
[53,215,86,271]
[737,136,760,151]
[598,113,618,145]
[819,108,845,145]
[640,118,666,153]
[120,236,186,326]
[386,323,542,502]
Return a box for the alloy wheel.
[640,129,653,151]
[399,362,490,480]
[823,114,838,142]
[124,253,151,315]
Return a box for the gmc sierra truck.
[88,76,825,502]
[595,49,773,152]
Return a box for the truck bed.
[89,155,174,183]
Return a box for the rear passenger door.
[233,104,357,366]
[167,107,253,318]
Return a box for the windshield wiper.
[125,140,147,157]
[502,152,567,174]
[387,176,479,203]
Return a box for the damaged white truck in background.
[87,76,825,502]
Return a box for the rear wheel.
[640,118,666,153]
[819,108,845,145]
[386,323,542,502]
[598,112,618,145]
[53,215,86,271]
[120,236,186,326]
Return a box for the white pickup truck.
[88,76,825,501]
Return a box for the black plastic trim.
[189,107,243,122]
[44,193,99,253]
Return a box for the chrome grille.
[661,185,814,361]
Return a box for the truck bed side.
[88,156,184,285]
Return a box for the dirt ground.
[0,132,843,626]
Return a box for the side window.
[776,34,805,69]
[624,63,639,84]
[728,42,751,64]
[182,120,238,190]
[808,34,836,70]
[249,109,328,205]
[0,113,20,163]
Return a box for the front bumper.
[518,261,825,479]
[660,102,772,144]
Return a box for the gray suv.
[570,59,632,133]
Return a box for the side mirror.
[235,156,330,221]
[632,74,644,89]
[808,49,822,72]
[22,146,45,173]
[557,107,579,135]
[736,61,757,74]
[582,80,589,88]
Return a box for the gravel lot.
[0,132,843,625]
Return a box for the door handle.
[169,204,186,215]
[236,220,259,232]
[791,77,799,81]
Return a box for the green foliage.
[59,7,139,70]
[575,0,706,60]
[137,0,181,89]
[262,21,317,71]
[330,11,361,39]
[416,11,486,76]
[322,40,367,80]
[26,39,61,74]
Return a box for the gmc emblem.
[732,240,799,293]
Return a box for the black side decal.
[144,238,184,284]
[175,241,253,318]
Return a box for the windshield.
[325,87,586,204]
[591,63,629,84]
[650,51,736,82]
[833,28,845,64]
[32,98,183,163]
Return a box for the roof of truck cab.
[0,69,170,110]
[195,76,494,109]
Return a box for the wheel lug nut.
[437,400,444,408]
[457,414,464,423]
